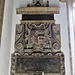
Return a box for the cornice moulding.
[16,7,60,14]
[21,20,55,24]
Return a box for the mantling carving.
[15,21,61,53]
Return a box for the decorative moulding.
[15,21,61,53]
[21,20,55,24]
[16,7,60,15]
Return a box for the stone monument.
[11,0,65,75]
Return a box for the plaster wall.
[55,2,71,75]
[0,0,71,75]
[0,0,13,75]
[69,3,75,75]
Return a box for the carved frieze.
[15,21,61,53]
[16,7,59,15]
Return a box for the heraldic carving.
[11,0,65,75]
[15,22,61,52]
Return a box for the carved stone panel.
[11,52,65,75]
[15,21,61,52]
[16,57,60,73]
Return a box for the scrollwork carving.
[15,22,61,52]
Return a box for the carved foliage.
[15,22,61,52]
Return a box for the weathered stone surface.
[15,21,61,52]
[16,7,59,15]
[16,0,59,15]
[11,52,65,75]
[11,0,65,75]
[16,57,60,73]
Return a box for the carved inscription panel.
[11,52,65,75]
[16,57,60,73]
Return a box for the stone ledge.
[16,7,59,14]
[21,20,55,24]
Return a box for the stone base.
[10,51,65,75]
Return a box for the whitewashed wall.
[73,5,75,75]
[55,2,71,75]
[0,0,13,75]
[0,0,71,75]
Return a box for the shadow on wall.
[0,0,5,44]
